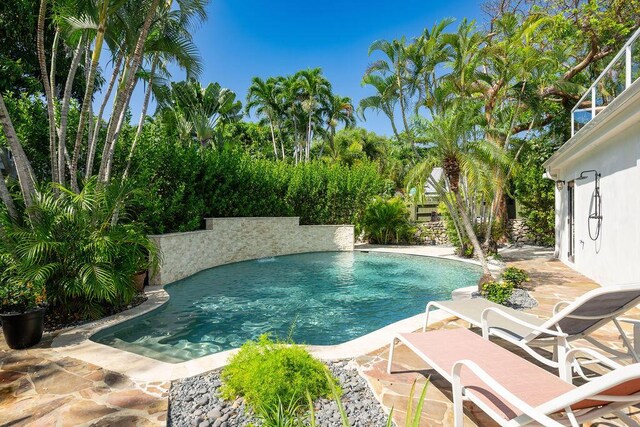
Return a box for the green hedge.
[123,127,385,234]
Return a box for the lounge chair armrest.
[552,301,570,315]
[618,317,640,326]
[451,360,564,427]
[564,347,623,382]
[480,307,568,339]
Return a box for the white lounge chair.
[388,328,640,426]
[424,283,640,373]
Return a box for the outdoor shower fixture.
[575,169,602,240]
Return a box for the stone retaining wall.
[149,217,354,285]
[414,221,449,245]
[506,218,536,245]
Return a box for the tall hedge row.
[123,128,385,234]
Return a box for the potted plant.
[0,281,47,349]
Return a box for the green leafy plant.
[359,196,414,244]
[126,138,385,234]
[0,280,46,314]
[220,335,339,415]
[0,178,160,319]
[501,267,529,287]
[481,281,515,305]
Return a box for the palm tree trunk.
[0,168,17,220]
[0,93,36,209]
[36,0,58,184]
[86,53,123,180]
[396,73,411,139]
[70,11,108,191]
[122,56,157,181]
[0,148,15,178]
[100,0,161,183]
[268,115,278,160]
[306,116,312,162]
[386,109,401,141]
[56,35,86,186]
[453,189,491,282]
[49,28,59,98]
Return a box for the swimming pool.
[92,251,481,363]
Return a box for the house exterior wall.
[552,113,640,286]
[149,217,354,285]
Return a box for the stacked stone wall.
[414,221,449,245]
[150,217,354,285]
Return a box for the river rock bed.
[168,360,390,427]
[470,288,538,310]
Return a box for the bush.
[481,281,514,305]
[220,335,339,414]
[359,196,414,244]
[501,267,529,287]
[122,130,385,234]
[0,178,159,319]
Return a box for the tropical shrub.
[359,197,414,244]
[220,335,339,414]
[481,281,514,305]
[501,266,529,287]
[0,179,159,319]
[124,131,385,234]
[513,137,559,247]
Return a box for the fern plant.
[0,178,160,319]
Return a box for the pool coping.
[50,246,502,382]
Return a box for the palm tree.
[359,74,401,139]
[122,6,204,180]
[294,68,332,161]
[417,103,501,282]
[0,93,37,210]
[365,37,413,145]
[157,79,242,147]
[320,95,355,159]
[246,77,283,160]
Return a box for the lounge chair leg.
[452,366,465,427]
[387,337,397,374]
[613,409,640,427]
[614,319,640,362]
[424,303,433,332]
[557,337,569,381]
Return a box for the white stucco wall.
[549,85,640,286]
[149,217,354,285]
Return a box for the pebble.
[168,361,390,426]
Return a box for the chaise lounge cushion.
[397,328,576,420]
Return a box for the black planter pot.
[0,308,46,349]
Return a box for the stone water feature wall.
[149,217,354,285]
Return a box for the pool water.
[92,251,481,363]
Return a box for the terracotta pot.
[134,271,147,292]
[1,308,46,349]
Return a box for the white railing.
[571,26,640,136]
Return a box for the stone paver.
[0,332,168,426]
[358,247,640,426]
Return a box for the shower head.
[576,170,600,181]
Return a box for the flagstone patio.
[0,333,169,426]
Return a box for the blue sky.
[124,0,486,136]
